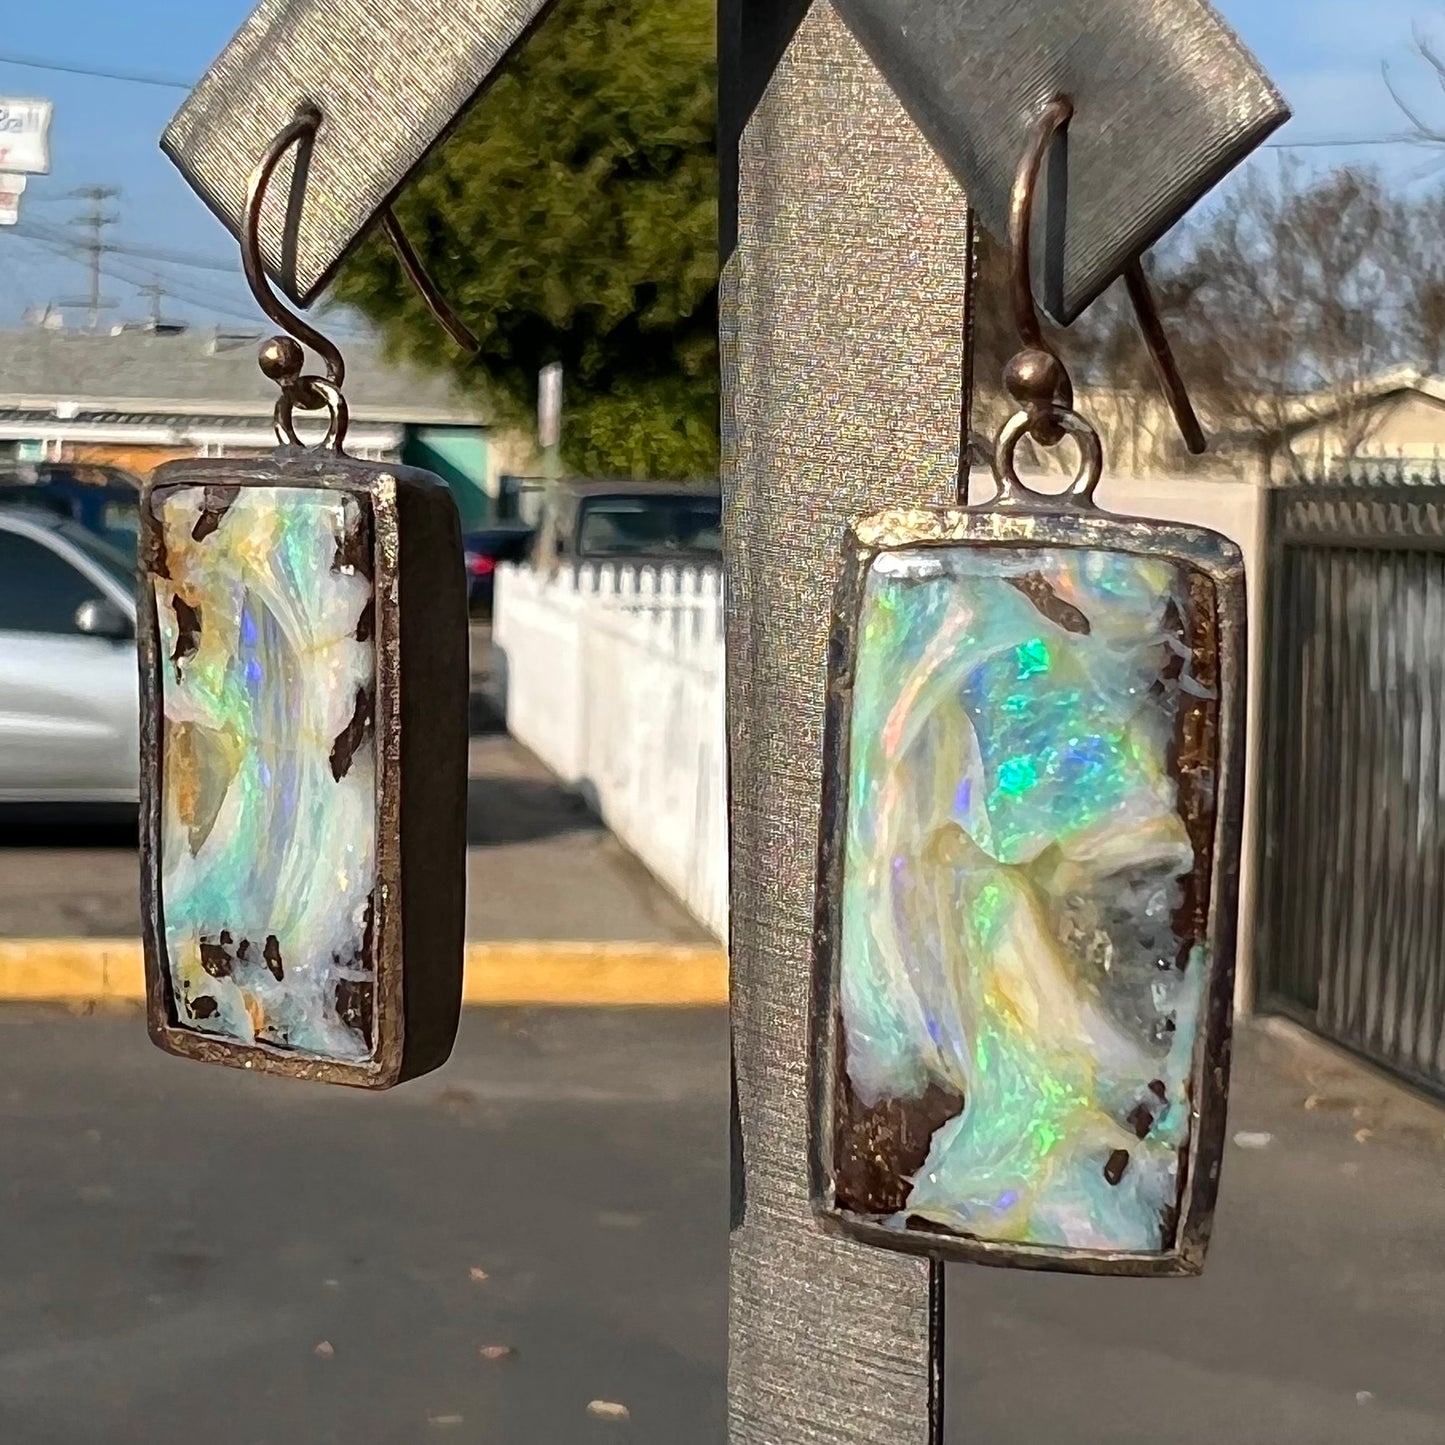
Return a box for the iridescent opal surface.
[152,484,377,1062]
[836,546,1218,1254]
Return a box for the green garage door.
[402,426,491,529]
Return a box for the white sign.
[0,172,27,226]
[538,362,563,450]
[0,98,53,176]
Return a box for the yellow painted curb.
[0,940,728,1008]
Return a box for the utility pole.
[141,276,165,328]
[59,185,120,331]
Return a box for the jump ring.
[274,377,349,452]
[992,407,1103,506]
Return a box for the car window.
[0,529,109,636]
[54,521,138,597]
[496,532,534,561]
[576,496,722,557]
[99,500,141,551]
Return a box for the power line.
[13,218,237,273]
[0,50,189,90]
[8,224,375,340]
[7,231,264,328]
[13,224,298,329]
[1266,135,1420,149]
[9,206,373,338]
[78,253,262,327]
[57,186,121,331]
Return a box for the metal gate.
[1258,469,1445,1096]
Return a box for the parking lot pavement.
[0,1005,728,1445]
[949,1020,1445,1444]
[0,732,708,946]
[0,1007,1442,1445]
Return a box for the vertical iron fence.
[1258,470,1445,1096]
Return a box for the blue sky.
[0,0,1441,328]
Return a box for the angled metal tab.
[830,0,1290,323]
[162,0,559,306]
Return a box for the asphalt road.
[0,1009,1442,1445]
[0,1006,727,1445]
[948,1021,1445,1445]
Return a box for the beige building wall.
[995,387,1251,480]
[1290,388,1445,465]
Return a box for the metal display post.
[720,5,971,1440]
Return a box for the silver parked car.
[0,508,139,803]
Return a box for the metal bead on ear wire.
[257,336,305,384]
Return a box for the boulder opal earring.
[808,100,1247,1276]
[138,110,467,1088]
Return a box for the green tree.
[334,0,718,478]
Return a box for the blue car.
[463,522,536,615]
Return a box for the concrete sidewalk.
[0,732,710,947]
[462,734,709,946]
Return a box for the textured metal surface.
[1258,485,1445,1097]
[830,0,1289,323]
[162,0,557,305]
[810,506,1247,1277]
[721,5,968,1440]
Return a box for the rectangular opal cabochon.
[150,484,378,1064]
[821,532,1235,1270]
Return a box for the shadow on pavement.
[0,803,138,850]
[469,691,505,735]
[466,775,602,848]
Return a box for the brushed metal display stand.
[720,6,971,1440]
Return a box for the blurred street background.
[0,1004,1442,1443]
[2,1,1445,1443]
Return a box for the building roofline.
[0,392,485,427]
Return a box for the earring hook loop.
[242,107,479,449]
[1009,97,1073,365]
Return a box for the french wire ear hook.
[380,210,479,354]
[1007,96,1207,457]
[244,107,349,449]
[242,106,480,450]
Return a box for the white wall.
[493,562,729,939]
[495,476,1270,1010]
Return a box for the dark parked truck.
[532,480,722,570]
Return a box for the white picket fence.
[492,562,729,938]
[493,473,1274,1009]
